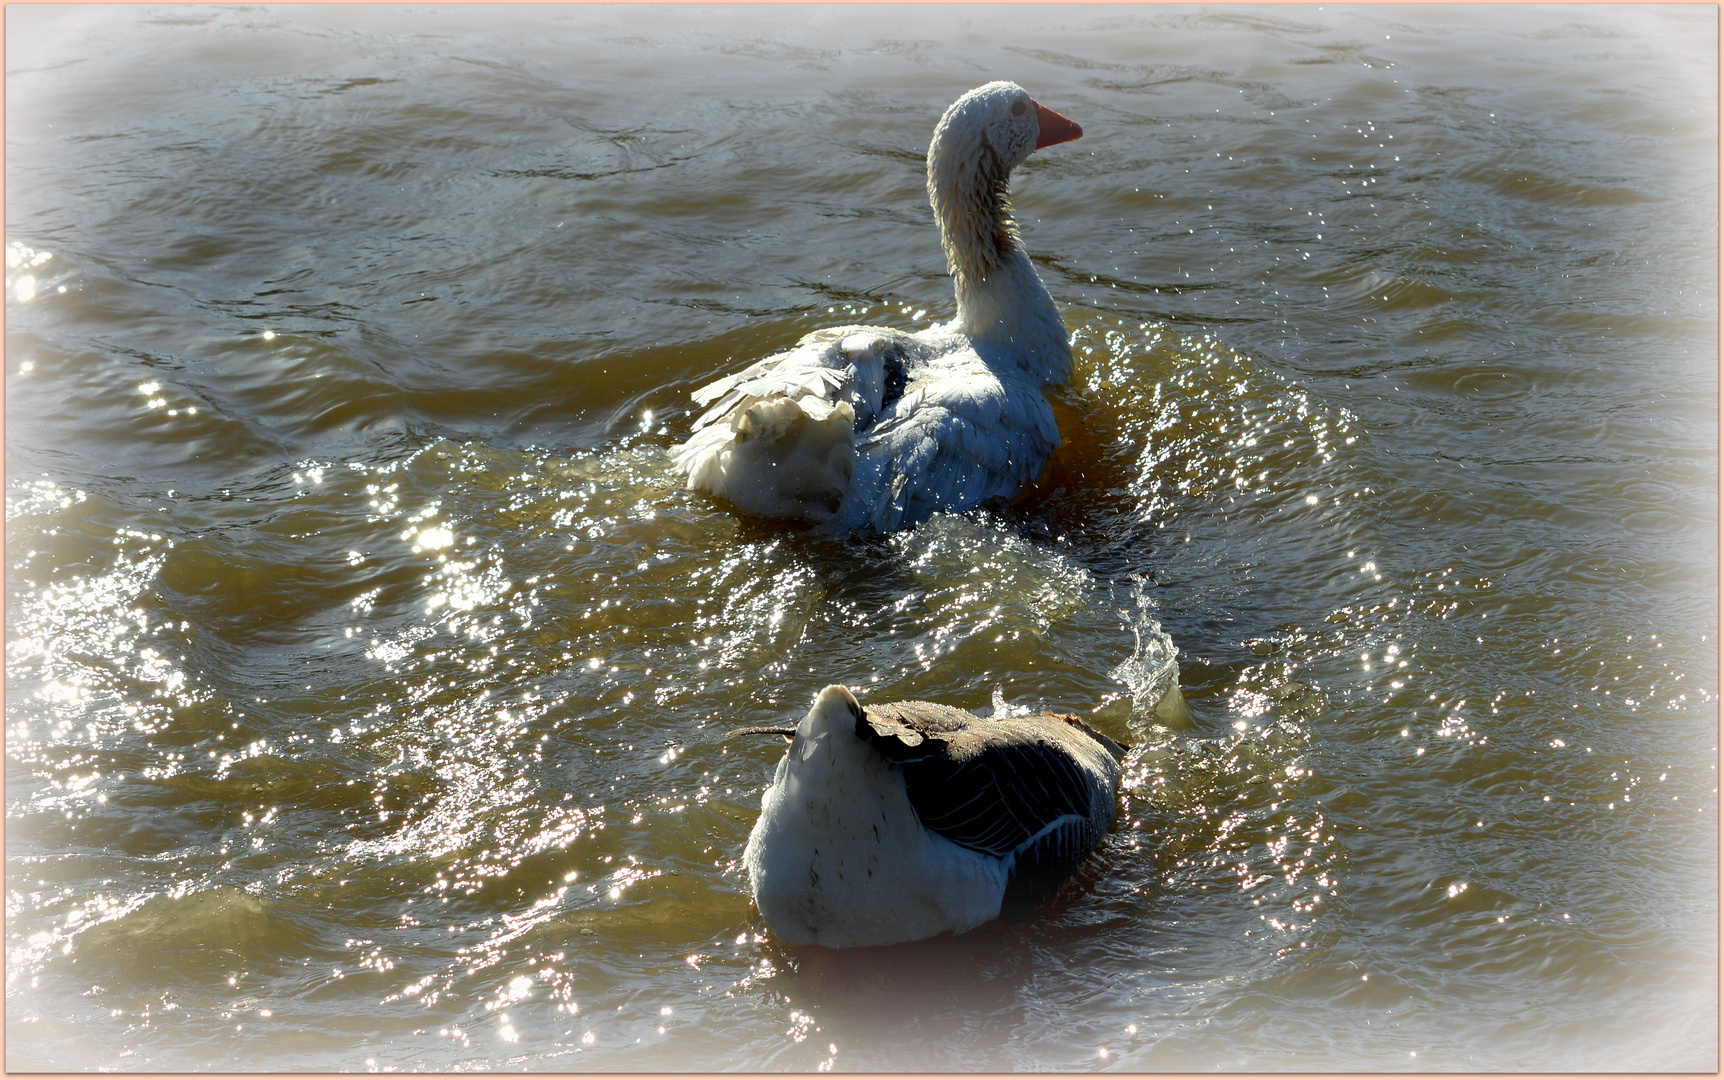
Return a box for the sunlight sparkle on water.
[413,525,456,552]
[7,241,52,302]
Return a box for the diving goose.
[673,82,1084,534]
[729,684,1127,949]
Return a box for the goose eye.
[1011,99,1028,118]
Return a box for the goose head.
[925,82,1082,366]
[928,81,1082,189]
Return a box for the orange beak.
[1033,100,1083,149]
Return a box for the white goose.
[729,685,1126,949]
[674,82,1084,534]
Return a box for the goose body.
[732,685,1126,949]
[673,82,1084,534]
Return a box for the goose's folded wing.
[902,729,1114,912]
[899,735,1100,857]
[857,360,1060,528]
[860,702,1122,908]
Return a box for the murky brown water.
[5,4,1717,1071]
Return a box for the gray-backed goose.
[729,684,1126,948]
[673,82,1084,535]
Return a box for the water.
[5,4,1717,1071]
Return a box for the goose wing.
[685,326,915,436]
[862,701,1124,911]
[854,355,1060,533]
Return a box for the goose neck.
[927,153,1071,384]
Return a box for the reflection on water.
[6,3,1717,1073]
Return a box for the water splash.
[1109,577,1189,734]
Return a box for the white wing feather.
[682,327,916,436]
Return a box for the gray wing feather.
[859,701,1125,908]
